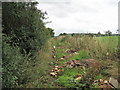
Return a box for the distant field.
[95,36,118,55]
[95,36,118,48]
[54,35,119,60]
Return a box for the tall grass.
[23,38,55,88]
[2,36,56,88]
[49,35,119,88]
[56,35,119,60]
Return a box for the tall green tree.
[2,2,54,54]
[105,30,112,36]
[97,32,101,36]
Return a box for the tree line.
[59,30,119,37]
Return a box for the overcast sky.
[36,0,119,36]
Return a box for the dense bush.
[2,2,54,55]
[2,36,24,87]
[2,2,54,88]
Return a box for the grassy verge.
[50,36,119,88]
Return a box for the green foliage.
[52,36,118,88]
[71,33,75,36]
[56,52,69,60]
[55,68,86,88]
[96,75,106,80]
[70,50,90,60]
[2,2,118,88]
[105,30,112,36]
[91,36,119,60]
[78,50,90,60]
[64,68,86,76]
[97,32,101,36]
[2,36,24,88]
[59,33,67,36]
[2,2,54,55]
[46,28,54,37]
[2,2,54,88]
[55,75,72,87]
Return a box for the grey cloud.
[37,0,118,36]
